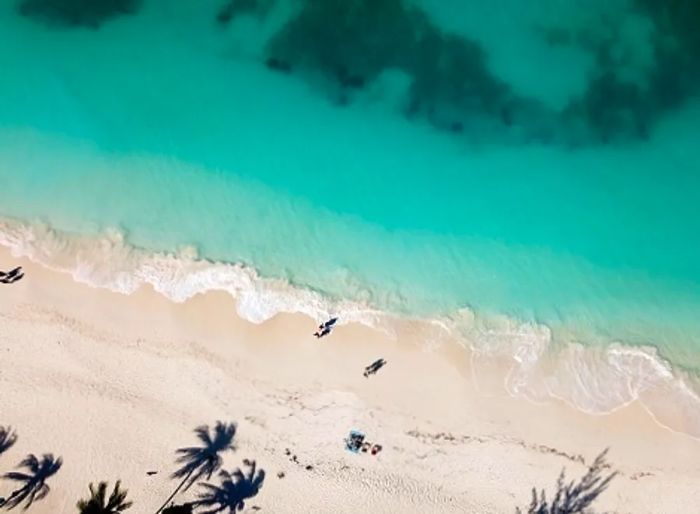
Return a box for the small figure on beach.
[363,358,387,378]
[313,317,338,339]
[0,266,24,284]
[313,326,331,338]
[344,430,382,456]
[344,430,365,453]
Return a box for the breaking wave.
[2,215,699,438]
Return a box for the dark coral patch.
[267,0,422,90]
[266,0,512,135]
[558,0,700,143]
[266,0,700,145]
[567,72,650,143]
[17,0,140,29]
[265,57,292,74]
[217,0,273,25]
[635,0,700,106]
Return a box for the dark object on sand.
[0,266,21,278]
[313,326,332,338]
[162,504,194,514]
[363,358,387,378]
[313,317,338,338]
[276,471,285,479]
[0,266,24,284]
[344,430,365,453]
[147,471,158,476]
[344,430,383,457]
[305,465,313,471]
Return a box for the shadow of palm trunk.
[155,422,237,514]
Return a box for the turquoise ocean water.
[1,0,699,430]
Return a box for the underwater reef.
[265,0,700,145]
[266,0,514,137]
[15,0,700,145]
[216,0,273,25]
[17,0,140,28]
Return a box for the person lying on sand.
[313,326,332,338]
[0,266,23,284]
[363,358,387,377]
[344,431,383,456]
[0,266,21,278]
[313,317,338,338]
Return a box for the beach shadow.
[1,453,63,510]
[162,504,194,514]
[76,480,132,514]
[0,427,18,459]
[196,459,265,513]
[0,267,24,285]
[516,449,617,514]
[156,422,237,513]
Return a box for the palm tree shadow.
[2,453,63,510]
[156,422,237,513]
[197,459,265,513]
[77,481,132,514]
[162,504,194,514]
[0,427,18,458]
[516,449,617,514]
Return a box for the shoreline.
[2,217,700,439]
[1,247,699,512]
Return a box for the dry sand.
[1,247,699,513]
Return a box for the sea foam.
[2,216,699,438]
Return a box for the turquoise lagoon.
[1,0,699,426]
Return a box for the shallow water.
[1,0,700,428]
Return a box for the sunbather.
[313,326,332,338]
[0,266,23,284]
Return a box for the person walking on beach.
[363,358,387,377]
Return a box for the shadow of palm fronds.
[2,453,63,510]
[155,422,237,514]
[161,504,193,514]
[196,459,265,513]
[0,427,18,459]
[76,480,132,514]
[516,449,617,514]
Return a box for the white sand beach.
[1,247,699,513]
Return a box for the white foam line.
[2,215,700,437]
